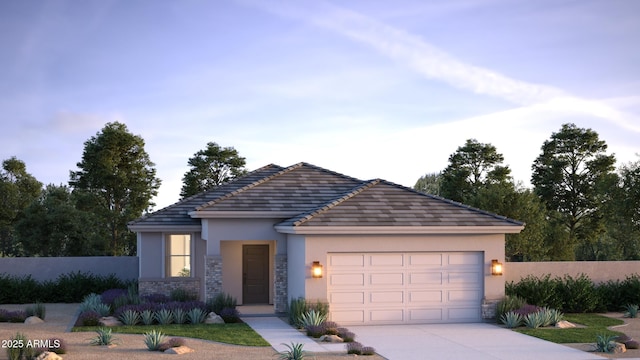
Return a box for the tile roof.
[129,162,523,231]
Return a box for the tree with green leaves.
[180,142,247,198]
[0,157,42,256]
[440,139,511,204]
[69,122,161,256]
[16,184,105,256]
[413,172,442,196]
[531,123,616,260]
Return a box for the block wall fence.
[504,260,639,284]
[0,256,138,282]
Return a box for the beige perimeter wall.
[505,261,640,284]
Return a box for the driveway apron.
[348,323,606,360]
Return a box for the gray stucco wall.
[0,256,138,282]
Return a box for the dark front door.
[243,245,269,304]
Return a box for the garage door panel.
[409,290,443,303]
[408,253,442,266]
[330,254,365,267]
[328,252,483,325]
[370,291,403,303]
[448,253,481,265]
[448,272,480,284]
[409,272,442,285]
[330,273,364,286]
[409,308,443,321]
[370,254,404,266]
[332,310,364,323]
[448,290,481,302]
[370,309,404,322]
[370,273,404,285]
[330,292,365,304]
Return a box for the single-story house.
[128,162,524,325]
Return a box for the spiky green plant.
[141,309,155,325]
[623,304,638,318]
[143,330,167,351]
[300,309,327,328]
[288,297,308,328]
[277,342,307,360]
[79,293,103,313]
[500,311,522,328]
[118,309,140,326]
[546,308,564,325]
[6,333,29,360]
[187,308,206,324]
[523,312,544,329]
[496,295,526,322]
[25,302,46,320]
[155,308,174,325]
[89,327,118,346]
[594,334,617,353]
[173,308,187,324]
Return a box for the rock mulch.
[565,313,640,359]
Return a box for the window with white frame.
[165,234,191,277]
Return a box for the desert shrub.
[506,275,561,309]
[623,304,639,318]
[119,309,141,326]
[305,325,324,338]
[170,288,198,302]
[141,309,155,325]
[101,289,128,306]
[143,330,167,351]
[7,310,27,323]
[625,339,639,349]
[500,311,522,328]
[288,297,308,328]
[155,308,174,325]
[173,308,187,324]
[307,300,329,318]
[300,309,326,328]
[142,293,171,304]
[6,333,33,360]
[187,308,206,324]
[346,342,363,355]
[220,307,240,323]
[523,312,545,329]
[513,304,541,317]
[24,302,46,320]
[557,274,598,313]
[496,295,526,323]
[89,327,118,346]
[361,346,376,356]
[76,311,101,326]
[0,309,8,322]
[620,275,640,306]
[277,342,307,360]
[322,321,339,335]
[206,292,237,315]
[594,334,617,353]
[340,331,356,343]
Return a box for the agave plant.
[623,304,639,318]
[89,327,118,346]
[500,311,522,328]
[143,330,167,351]
[155,308,174,325]
[594,334,617,353]
[187,308,206,324]
[79,293,104,313]
[141,309,155,325]
[173,308,187,324]
[546,308,564,325]
[118,309,141,326]
[523,312,544,329]
[277,342,307,360]
[300,309,327,328]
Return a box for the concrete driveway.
[348,323,605,360]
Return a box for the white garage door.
[327,252,483,325]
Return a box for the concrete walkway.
[241,316,346,353]
[244,317,614,359]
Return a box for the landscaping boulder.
[25,316,44,324]
[625,340,639,349]
[35,351,63,360]
[204,313,224,324]
[554,321,576,329]
[99,316,123,327]
[319,335,344,343]
[613,342,627,354]
[164,346,195,354]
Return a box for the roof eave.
[127,224,203,232]
[189,210,300,219]
[274,225,525,235]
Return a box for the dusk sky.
[2,0,639,209]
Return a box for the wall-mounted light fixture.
[311,261,323,278]
[491,259,503,276]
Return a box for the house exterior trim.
[189,211,297,219]
[274,225,525,235]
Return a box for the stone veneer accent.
[481,298,500,320]
[274,254,288,313]
[205,255,223,300]
[139,278,200,298]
